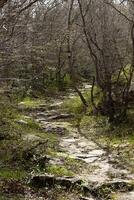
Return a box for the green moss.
[46,165,74,177]
[0,168,27,181]
[20,97,44,108]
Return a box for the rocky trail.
[28,85,134,200]
[1,85,134,200]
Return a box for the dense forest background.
[0,0,134,121]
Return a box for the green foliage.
[63,96,85,115]
[46,165,74,177]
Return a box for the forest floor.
[0,85,134,200]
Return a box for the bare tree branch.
[105,1,133,22]
[18,0,39,14]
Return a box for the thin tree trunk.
[67,0,88,108]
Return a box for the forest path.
[29,84,134,199]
